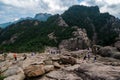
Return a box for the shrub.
[0,75,6,80]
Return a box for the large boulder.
[114,41,120,51]
[24,64,55,78]
[97,46,115,57]
[24,65,45,77]
[97,46,120,59]
[60,56,76,65]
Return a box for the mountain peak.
[34,13,52,21]
[68,5,100,15]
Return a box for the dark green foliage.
[62,5,119,46]
[0,75,6,80]
[0,19,75,52]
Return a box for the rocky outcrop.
[2,33,22,44]
[48,32,56,40]
[59,27,90,51]
[57,16,68,27]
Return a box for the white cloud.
[0,0,80,23]
[0,0,38,9]
[0,0,79,14]
[43,0,78,14]
[0,0,120,24]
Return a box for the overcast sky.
[0,0,120,24]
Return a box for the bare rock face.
[48,32,56,40]
[2,33,21,44]
[59,27,90,51]
[57,16,68,27]
[114,41,120,51]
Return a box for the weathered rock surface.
[60,56,76,65]
[74,63,120,80]
[24,65,45,77]
[4,73,25,80]
[46,70,82,80]
[3,66,24,77]
[44,65,54,72]
[24,64,54,78]
[59,28,90,51]
[0,60,12,73]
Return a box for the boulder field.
[0,50,120,80]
